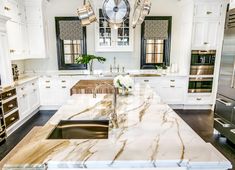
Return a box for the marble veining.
[3,84,232,170]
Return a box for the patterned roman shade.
[144,20,169,39]
[59,20,83,40]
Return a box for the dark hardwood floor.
[0,110,56,160]
[0,109,234,170]
[175,109,235,170]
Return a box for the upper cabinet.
[230,0,235,10]
[191,0,223,50]
[95,8,133,52]
[0,0,49,60]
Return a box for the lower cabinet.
[16,79,40,119]
[134,76,187,105]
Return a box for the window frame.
[140,16,172,69]
[55,17,87,70]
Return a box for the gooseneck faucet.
[93,83,119,128]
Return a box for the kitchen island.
[3,84,232,170]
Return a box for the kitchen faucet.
[93,83,119,128]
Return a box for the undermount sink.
[47,120,109,140]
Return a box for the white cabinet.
[24,0,49,59]
[194,2,222,18]
[16,79,40,119]
[230,0,235,9]
[134,76,187,105]
[185,93,213,105]
[191,0,222,50]
[94,7,133,52]
[0,15,13,87]
[192,19,220,50]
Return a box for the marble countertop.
[3,84,232,170]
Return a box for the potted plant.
[75,54,106,74]
[113,75,134,95]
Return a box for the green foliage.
[75,54,106,64]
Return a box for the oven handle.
[214,118,231,128]
[216,98,232,106]
[231,56,235,88]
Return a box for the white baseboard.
[169,105,184,109]
[40,105,61,110]
[183,105,213,110]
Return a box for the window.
[141,16,172,69]
[55,17,87,70]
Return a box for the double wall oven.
[188,50,216,93]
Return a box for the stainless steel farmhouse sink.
[47,120,109,139]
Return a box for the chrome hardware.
[45,86,50,89]
[45,80,50,83]
[170,85,175,88]
[214,118,231,128]
[216,98,232,106]
[204,42,209,45]
[231,129,235,134]
[206,11,212,15]
[21,87,24,90]
[61,80,66,83]
[62,86,67,89]
[144,80,149,82]
[170,80,175,82]
[32,83,35,86]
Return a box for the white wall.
[24,0,194,74]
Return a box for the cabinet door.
[3,0,19,22]
[0,32,13,86]
[194,2,222,18]
[28,24,45,58]
[231,0,235,9]
[28,87,40,111]
[192,19,220,50]
[191,21,206,49]
[158,87,185,104]
[205,20,220,49]
[18,93,30,119]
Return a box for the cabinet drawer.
[186,94,212,105]
[215,95,234,122]
[2,89,16,100]
[160,78,186,88]
[134,77,161,87]
[3,98,18,114]
[5,110,19,129]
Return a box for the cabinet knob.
[4,6,10,11]
[206,11,212,15]
[23,94,26,97]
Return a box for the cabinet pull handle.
[6,93,12,97]
[21,87,24,90]
[8,104,14,108]
[196,98,202,101]
[170,85,175,88]
[45,86,50,89]
[214,118,231,128]
[62,86,67,89]
[204,42,209,45]
[10,117,15,122]
[4,6,10,11]
[23,94,26,97]
[45,81,50,83]
[170,80,175,82]
[231,129,235,134]
[61,80,66,83]
[9,49,15,53]
[206,11,212,15]
[144,80,149,82]
[216,98,232,106]
[32,83,35,85]
[33,89,37,92]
